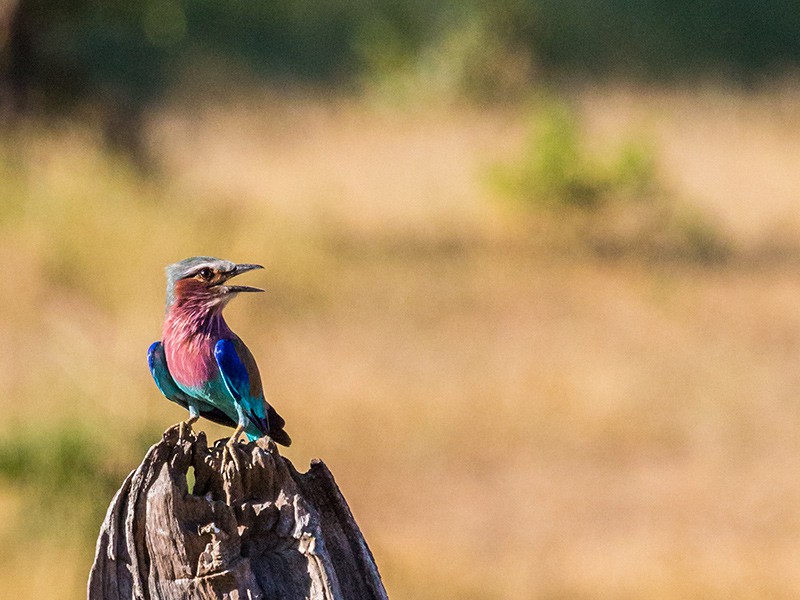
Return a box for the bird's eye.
[196,268,213,281]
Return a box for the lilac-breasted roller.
[148,257,291,446]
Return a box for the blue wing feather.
[214,339,269,433]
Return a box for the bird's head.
[165,257,264,311]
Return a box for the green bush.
[492,99,657,210]
[10,0,799,120]
[0,425,155,542]
[490,98,730,262]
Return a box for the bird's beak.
[221,263,264,294]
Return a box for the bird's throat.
[163,304,230,344]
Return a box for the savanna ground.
[3,84,800,598]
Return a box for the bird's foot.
[178,418,197,440]
[256,435,277,452]
[225,424,245,449]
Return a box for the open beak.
[221,263,264,293]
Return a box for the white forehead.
[167,257,236,281]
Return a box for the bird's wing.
[213,338,270,434]
[148,341,237,428]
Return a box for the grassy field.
[3,85,800,598]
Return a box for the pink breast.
[163,306,231,390]
[165,337,216,389]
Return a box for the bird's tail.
[248,404,291,446]
[266,404,292,446]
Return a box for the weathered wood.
[88,427,388,600]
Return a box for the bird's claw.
[225,424,245,449]
[178,418,198,440]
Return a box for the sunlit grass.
[3,86,800,599]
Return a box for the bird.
[147,256,291,447]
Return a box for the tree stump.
[88,427,388,600]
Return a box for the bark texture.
[88,428,388,600]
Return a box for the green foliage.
[358,12,531,104]
[9,0,800,124]
[493,100,657,210]
[524,0,800,80]
[491,98,730,262]
[0,425,151,542]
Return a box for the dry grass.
[3,84,800,598]
[579,83,800,242]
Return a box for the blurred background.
[3,1,800,598]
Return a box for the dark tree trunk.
[88,428,388,600]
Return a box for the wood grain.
[88,428,388,600]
